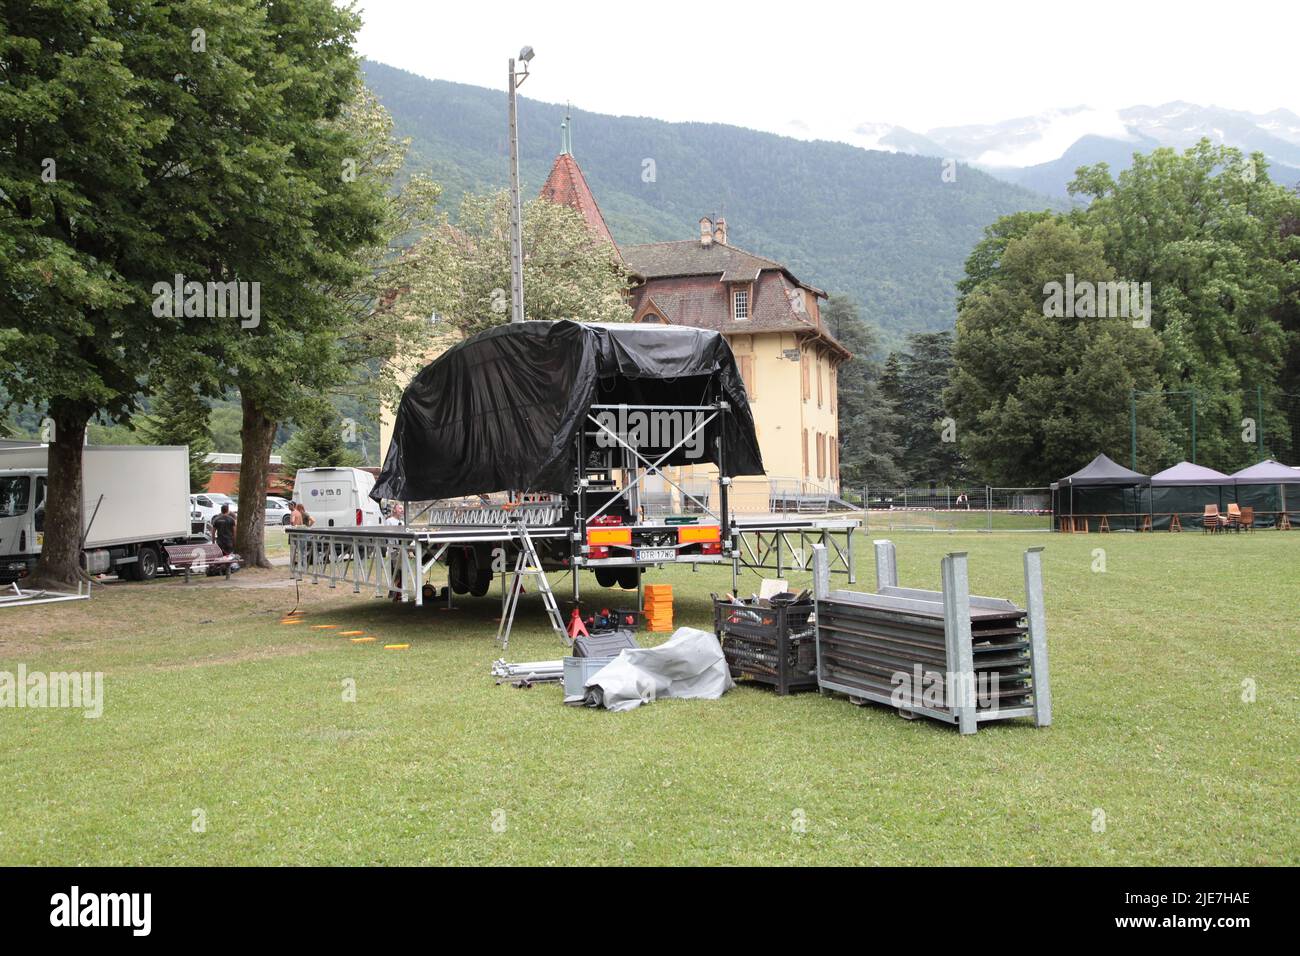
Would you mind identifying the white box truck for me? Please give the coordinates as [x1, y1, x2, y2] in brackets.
[0, 444, 194, 583]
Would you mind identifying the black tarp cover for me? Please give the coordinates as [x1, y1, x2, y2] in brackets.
[372, 320, 765, 502]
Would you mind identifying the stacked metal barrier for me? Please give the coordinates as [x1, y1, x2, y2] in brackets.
[810, 540, 1051, 735]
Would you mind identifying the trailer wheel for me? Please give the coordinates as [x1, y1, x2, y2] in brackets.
[134, 546, 160, 581]
[616, 567, 640, 590]
[594, 569, 617, 588]
[470, 570, 492, 597]
[447, 549, 467, 594]
[448, 548, 478, 595]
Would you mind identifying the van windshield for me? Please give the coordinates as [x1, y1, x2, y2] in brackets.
[0, 476, 31, 517]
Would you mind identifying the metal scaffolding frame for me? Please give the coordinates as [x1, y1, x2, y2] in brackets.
[288, 525, 567, 606]
[730, 518, 858, 591]
[0, 578, 92, 609]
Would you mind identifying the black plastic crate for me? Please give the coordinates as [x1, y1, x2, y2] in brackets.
[713, 599, 818, 695]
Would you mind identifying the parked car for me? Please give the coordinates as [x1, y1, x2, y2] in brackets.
[265, 496, 293, 526]
[190, 493, 237, 537]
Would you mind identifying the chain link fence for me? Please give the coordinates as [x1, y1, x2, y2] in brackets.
[842, 485, 1053, 532]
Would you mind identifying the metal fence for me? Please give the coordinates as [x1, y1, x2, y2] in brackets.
[846, 485, 1053, 532]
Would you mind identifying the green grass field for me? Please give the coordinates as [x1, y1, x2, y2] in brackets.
[864, 509, 1052, 532]
[1, 531, 1296, 865]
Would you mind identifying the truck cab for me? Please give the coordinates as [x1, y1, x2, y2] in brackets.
[0, 469, 47, 583]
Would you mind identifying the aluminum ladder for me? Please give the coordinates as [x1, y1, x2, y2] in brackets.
[495, 521, 568, 652]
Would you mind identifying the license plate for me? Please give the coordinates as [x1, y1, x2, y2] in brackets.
[637, 548, 676, 562]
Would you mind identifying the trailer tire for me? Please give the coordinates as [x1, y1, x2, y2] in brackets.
[447, 550, 467, 594]
[616, 567, 640, 590]
[448, 548, 478, 595]
[134, 546, 160, 581]
[470, 570, 492, 597]
[594, 569, 617, 588]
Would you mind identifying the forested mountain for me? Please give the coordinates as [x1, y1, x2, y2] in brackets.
[362, 60, 1056, 343]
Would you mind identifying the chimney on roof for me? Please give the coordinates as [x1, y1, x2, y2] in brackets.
[713, 218, 727, 246]
[699, 216, 713, 248]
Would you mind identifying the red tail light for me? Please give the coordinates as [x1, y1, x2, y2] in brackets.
[356, 508, 363, 526]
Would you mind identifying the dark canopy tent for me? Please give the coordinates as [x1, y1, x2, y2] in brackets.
[1147, 462, 1232, 531]
[1230, 459, 1300, 529]
[1053, 454, 1150, 531]
[372, 320, 765, 503]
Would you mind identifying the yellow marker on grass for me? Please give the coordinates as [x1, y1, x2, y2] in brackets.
[340, 630, 365, 636]
[351, 637, 376, 644]
[384, 644, 410, 650]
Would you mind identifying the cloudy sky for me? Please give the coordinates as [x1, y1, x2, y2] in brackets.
[353, 0, 1297, 154]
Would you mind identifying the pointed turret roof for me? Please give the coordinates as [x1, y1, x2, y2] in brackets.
[538, 153, 620, 255]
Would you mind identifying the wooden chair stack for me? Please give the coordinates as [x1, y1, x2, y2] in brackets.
[643, 584, 674, 633]
[1202, 504, 1222, 533]
[1226, 503, 1243, 532]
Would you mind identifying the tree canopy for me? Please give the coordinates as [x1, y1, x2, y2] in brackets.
[949, 141, 1300, 483]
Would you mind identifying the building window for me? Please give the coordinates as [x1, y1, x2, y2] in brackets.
[801, 352, 810, 400]
[816, 432, 825, 479]
[816, 354, 823, 408]
[733, 288, 749, 321]
[802, 429, 809, 478]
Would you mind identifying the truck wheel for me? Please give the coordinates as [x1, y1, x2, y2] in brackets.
[281, 515, 291, 525]
[134, 546, 160, 581]
[616, 567, 640, 590]
[594, 569, 616, 588]
[447, 549, 471, 595]
[470, 570, 493, 597]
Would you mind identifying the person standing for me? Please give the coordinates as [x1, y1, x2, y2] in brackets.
[292, 503, 314, 527]
[211, 503, 237, 556]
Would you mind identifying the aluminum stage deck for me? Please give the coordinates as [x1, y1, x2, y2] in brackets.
[286, 514, 858, 607]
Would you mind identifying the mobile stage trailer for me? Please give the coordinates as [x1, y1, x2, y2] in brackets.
[287, 321, 857, 614]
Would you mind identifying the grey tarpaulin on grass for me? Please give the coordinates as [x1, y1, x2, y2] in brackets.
[371, 320, 765, 503]
[572, 627, 735, 712]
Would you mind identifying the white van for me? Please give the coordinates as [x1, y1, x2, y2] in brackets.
[292, 467, 383, 528]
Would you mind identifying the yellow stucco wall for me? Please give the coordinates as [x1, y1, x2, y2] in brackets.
[730, 331, 839, 484]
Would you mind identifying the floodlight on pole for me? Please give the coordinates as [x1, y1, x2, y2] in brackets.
[507, 47, 533, 324]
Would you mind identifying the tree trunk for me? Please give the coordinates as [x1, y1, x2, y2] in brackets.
[27, 405, 91, 591]
[235, 394, 277, 568]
